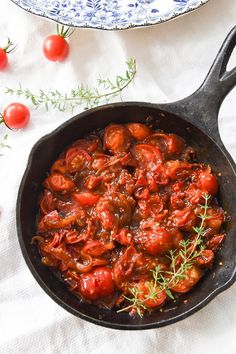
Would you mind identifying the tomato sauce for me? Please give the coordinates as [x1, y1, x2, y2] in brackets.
[34, 123, 226, 316]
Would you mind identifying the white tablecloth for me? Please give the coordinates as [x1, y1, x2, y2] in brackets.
[1, 0, 236, 353]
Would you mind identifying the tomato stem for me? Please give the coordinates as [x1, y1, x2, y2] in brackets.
[56, 24, 75, 38]
[3, 38, 16, 54]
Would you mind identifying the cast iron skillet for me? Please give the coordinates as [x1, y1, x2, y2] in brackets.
[17, 27, 236, 330]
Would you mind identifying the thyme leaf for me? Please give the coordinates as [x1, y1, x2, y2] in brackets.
[5, 58, 136, 112]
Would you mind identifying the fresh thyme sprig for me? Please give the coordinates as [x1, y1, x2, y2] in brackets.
[5, 58, 136, 112]
[117, 261, 162, 317]
[118, 193, 211, 317]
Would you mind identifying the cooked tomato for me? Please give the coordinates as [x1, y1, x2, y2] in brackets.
[197, 170, 218, 196]
[134, 281, 167, 308]
[165, 160, 192, 180]
[206, 234, 225, 251]
[126, 123, 151, 141]
[131, 144, 162, 170]
[73, 192, 100, 207]
[35, 122, 226, 317]
[169, 266, 202, 293]
[168, 208, 196, 231]
[66, 147, 91, 173]
[145, 133, 184, 156]
[79, 267, 114, 300]
[205, 208, 224, 232]
[104, 124, 131, 154]
[196, 249, 214, 268]
[44, 173, 75, 192]
[135, 228, 172, 255]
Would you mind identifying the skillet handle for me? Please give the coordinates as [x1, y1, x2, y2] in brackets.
[159, 26, 236, 144]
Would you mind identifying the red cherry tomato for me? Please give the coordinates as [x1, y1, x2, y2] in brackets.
[164, 160, 192, 180]
[95, 198, 116, 231]
[104, 124, 131, 154]
[131, 144, 162, 170]
[205, 208, 224, 232]
[43, 35, 69, 62]
[0, 39, 15, 70]
[136, 228, 172, 255]
[66, 147, 91, 173]
[198, 171, 218, 196]
[135, 281, 167, 308]
[72, 192, 100, 207]
[126, 123, 151, 141]
[195, 249, 214, 268]
[44, 173, 75, 192]
[79, 267, 115, 300]
[0, 48, 8, 69]
[169, 208, 196, 231]
[206, 233, 225, 252]
[169, 266, 202, 293]
[3, 103, 30, 129]
[145, 133, 184, 156]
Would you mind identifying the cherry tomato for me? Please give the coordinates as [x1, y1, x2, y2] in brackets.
[136, 228, 172, 255]
[43, 34, 69, 62]
[0, 39, 15, 70]
[73, 192, 100, 207]
[44, 173, 75, 192]
[126, 123, 151, 141]
[66, 147, 91, 173]
[185, 184, 205, 204]
[206, 233, 225, 252]
[196, 249, 214, 268]
[167, 134, 185, 155]
[131, 144, 162, 170]
[170, 229, 184, 249]
[79, 267, 115, 300]
[95, 198, 116, 231]
[164, 160, 192, 180]
[169, 208, 196, 231]
[3, 103, 30, 129]
[91, 153, 110, 170]
[205, 208, 224, 231]
[169, 266, 202, 293]
[197, 170, 218, 196]
[0, 48, 8, 69]
[104, 124, 131, 154]
[145, 133, 184, 156]
[135, 281, 167, 308]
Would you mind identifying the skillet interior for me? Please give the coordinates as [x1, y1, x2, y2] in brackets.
[17, 103, 236, 330]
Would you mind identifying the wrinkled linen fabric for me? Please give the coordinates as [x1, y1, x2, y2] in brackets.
[1, 0, 236, 353]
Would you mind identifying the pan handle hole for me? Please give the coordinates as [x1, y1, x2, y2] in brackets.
[226, 46, 236, 72]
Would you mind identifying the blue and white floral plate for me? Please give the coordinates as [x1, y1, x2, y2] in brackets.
[11, 0, 209, 30]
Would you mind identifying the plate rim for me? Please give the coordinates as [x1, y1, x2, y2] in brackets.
[10, 0, 209, 30]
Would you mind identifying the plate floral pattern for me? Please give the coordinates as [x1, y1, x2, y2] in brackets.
[11, 0, 209, 30]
